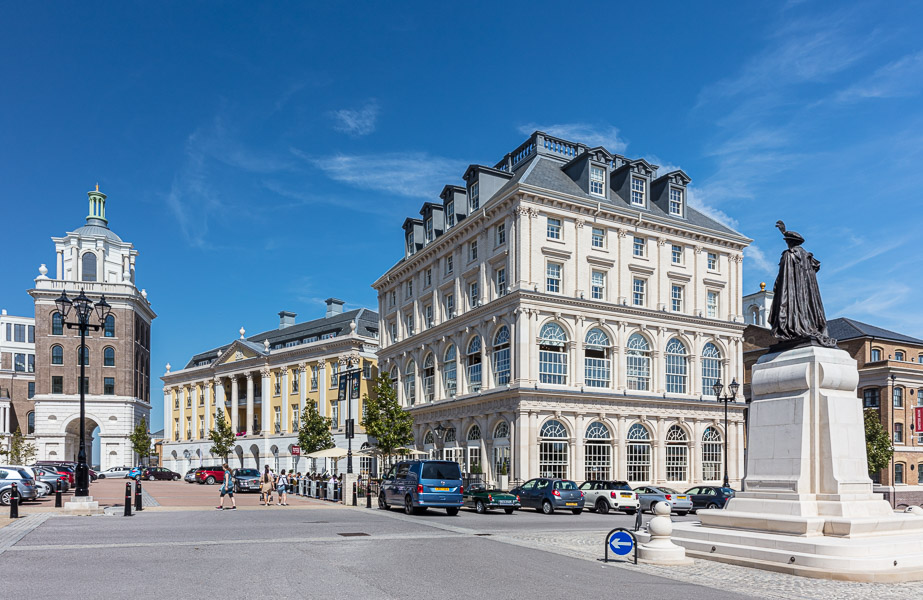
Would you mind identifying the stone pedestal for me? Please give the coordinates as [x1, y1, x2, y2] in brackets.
[341, 472, 358, 505]
[63, 495, 103, 516]
[637, 502, 693, 565]
[673, 346, 923, 582]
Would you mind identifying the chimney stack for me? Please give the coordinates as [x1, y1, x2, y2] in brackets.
[325, 298, 345, 318]
[278, 311, 297, 329]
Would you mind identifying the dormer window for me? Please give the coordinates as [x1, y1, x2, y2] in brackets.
[446, 201, 455, 228]
[406, 232, 414, 255]
[631, 177, 645, 206]
[669, 188, 683, 216]
[589, 165, 606, 197]
[425, 217, 433, 242]
[469, 182, 480, 211]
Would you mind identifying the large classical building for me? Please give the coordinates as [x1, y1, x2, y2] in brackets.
[28, 187, 155, 469]
[373, 131, 751, 489]
[161, 299, 379, 476]
[0, 310, 36, 448]
[742, 285, 923, 502]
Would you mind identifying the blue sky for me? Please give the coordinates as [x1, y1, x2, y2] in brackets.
[2, 2, 922, 432]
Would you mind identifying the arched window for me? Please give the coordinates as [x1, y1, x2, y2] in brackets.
[104, 315, 115, 337]
[702, 343, 722, 395]
[466, 337, 482, 393]
[388, 368, 397, 385]
[584, 421, 612, 481]
[78, 345, 89, 366]
[52, 312, 63, 336]
[27, 411, 35, 434]
[626, 424, 651, 482]
[422, 354, 435, 402]
[493, 421, 510, 477]
[665, 338, 688, 394]
[494, 421, 509, 439]
[627, 334, 651, 391]
[748, 306, 760, 325]
[665, 425, 689, 481]
[81, 252, 97, 282]
[51, 345, 64, 365]
[492, 326, 511, 385]
[104, 346, 115, 367]
[896, 350, 906, 361]
[424, 431, 435, 445]
[702, 427, 723, 481]
[539, 419, 568, 479]
[404, 361, 416, 406]
[443, 345, 457, 397]
[444, 427, 456, 443]
[584, 328, 610, 388]
[539, 323, 567, 384]
[467, 425, 481, 441]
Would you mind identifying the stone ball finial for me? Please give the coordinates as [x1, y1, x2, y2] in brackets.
[239, 327, 246, 339]
[165, 362, 171, 373]
[38, 264, 48, 278]
[263, 339, 270, 352]
[760, 282, 766, 291]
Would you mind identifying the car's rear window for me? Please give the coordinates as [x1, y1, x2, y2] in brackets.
[659, 487, 680, 494]
[17, 469, 31, 479]
[421, 462, 461, 480]
[554, 481, 578, 490]
[613, 482, 631, 491]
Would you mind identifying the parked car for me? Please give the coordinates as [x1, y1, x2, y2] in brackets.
[232, 468, 261, 493]
[462, 482, 521, 514]
[32, 466, 69, 493]
[633, 486, 693, 516]
[39, 464, 76, 486]
[195, 466, 225, 485]
[184, 468, 199, 483]
[4, 466, 46, 496]
[511, 478, 585, 515]
[98, 466, 133, 479]
[685, 486, 736, 512]
[379, 460, 464, 515]
[141, 467, 180, 481]
[579, 480, 640, 515]
[127, 467, 144, 480]
[0, 468, 39, 504]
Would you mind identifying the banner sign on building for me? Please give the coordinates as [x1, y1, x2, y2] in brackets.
[915, 407, 923, 434]
[292, 445, 300, 456]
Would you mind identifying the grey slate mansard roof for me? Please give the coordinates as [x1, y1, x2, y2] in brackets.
[183, 308, 379, 369]
[827, 317, 923, 346]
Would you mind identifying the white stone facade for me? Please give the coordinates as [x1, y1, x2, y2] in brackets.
[374, 131, 750, 489]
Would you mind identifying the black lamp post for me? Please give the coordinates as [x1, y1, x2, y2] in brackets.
[712, 378, 740, 489]
[55, 290, 111, 497]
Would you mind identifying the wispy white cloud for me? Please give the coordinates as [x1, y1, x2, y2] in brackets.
[826, 234, 912, 275]
[835, 51, 923, 102]
[517, 123, 628, 153]
[330, 100, 379, 136]
[744, 244, 775, 274]
[261, 179, 396, 217]
[296, 148, 468, 199]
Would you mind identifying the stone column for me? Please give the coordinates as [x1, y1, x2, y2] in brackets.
[528, 411, 539, 477]
[230, 377, 240, 434]
[260, 368, 271, 436]
[317, 361, 327, 418]
[281, 368, 289, 433]
[204, 381, 212, 432]
[178, 387, 186, 440]
[56, 249, 64, 279]
[162, 388, 171, 441]
[191, 386, 199, 439]
[298, 363, 307, 417]
[214, 378, 224, 429]
[246, 374, 254, 435]
[70, 242, 79, 281]
[509, 413, 518, 482]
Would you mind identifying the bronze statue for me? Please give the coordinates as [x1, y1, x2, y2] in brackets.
[768, 221, 836, 348]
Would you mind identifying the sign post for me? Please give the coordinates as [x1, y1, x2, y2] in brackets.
[339, 368, 362, 475]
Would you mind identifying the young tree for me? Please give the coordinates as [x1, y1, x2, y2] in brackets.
[865, 408, 893, 477]
[1, 428, 36, 465]
[129, 419, 152, 466]
[298, 402, 334, 472]
[361, 374, 413, 467]
[209, 411, 236, 462]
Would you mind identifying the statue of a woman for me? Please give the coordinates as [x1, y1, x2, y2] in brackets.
[768, 221, 836, 348]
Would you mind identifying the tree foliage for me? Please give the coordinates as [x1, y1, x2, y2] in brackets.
[209, 411, 236, 462]
[361, 374, 414, 460]
[1, 428, 36, 465]
[129, 418, 152, 466]
[865, 408, 893, 476]
[298, 402, 335, 455]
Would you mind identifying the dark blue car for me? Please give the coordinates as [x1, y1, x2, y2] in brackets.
[379, 460, 464, 515]
[510, 478, 585, 515]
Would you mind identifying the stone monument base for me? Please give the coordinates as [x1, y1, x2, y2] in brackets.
[63, 495, 103, 516]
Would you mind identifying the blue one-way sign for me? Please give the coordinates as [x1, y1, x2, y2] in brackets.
[608, 530, 634, 556]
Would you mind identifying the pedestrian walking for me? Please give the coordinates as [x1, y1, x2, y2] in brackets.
[216, 464, 236, 510]
[260, 465, 274, 506]
[277, 469, 289, 506]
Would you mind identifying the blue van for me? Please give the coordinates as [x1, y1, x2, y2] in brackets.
[379, 460, 464, 515]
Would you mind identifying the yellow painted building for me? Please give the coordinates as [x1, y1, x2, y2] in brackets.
[161, 299, 379, 474]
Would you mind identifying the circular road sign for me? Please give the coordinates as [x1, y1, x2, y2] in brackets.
[608, 530, 634, 556]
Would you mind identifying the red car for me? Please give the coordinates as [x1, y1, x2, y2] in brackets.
[195, 466, 225, 485]
[39, 464, 76, 486]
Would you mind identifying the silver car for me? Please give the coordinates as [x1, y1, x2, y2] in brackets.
[0, 468, 39, 504]
[633, 485, 693, 516]
[98, 466, 132, 479]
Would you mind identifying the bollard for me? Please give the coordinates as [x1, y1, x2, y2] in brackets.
[135, 480, 143, 512]
[9, 482, 19, 519]
[366, 483, 372, 509]
[123, 482, 133, 517]
[634, 508, 643, 532]
[55, 478, 63, 508]
[352, 482, 357, 507]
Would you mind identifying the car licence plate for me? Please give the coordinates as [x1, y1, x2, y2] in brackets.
[433, 487, 450, 491]
[678, 496, 687, 500]
[620, 493, 632, 498]
[565, 502, 578, 506]
[499, 500, 512, 504]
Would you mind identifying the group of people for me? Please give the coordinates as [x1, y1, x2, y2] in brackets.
[215, 464, 349, 510]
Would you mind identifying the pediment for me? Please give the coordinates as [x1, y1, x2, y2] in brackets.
[217, 339, 266, 365]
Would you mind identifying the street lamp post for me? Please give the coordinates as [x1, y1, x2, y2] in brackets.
[712, 378, 740, 489]
[338, 356, 361, 475]
[55, 290, 112, 498]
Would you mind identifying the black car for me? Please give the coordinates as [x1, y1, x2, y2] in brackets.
[232, 468, 261, 493]
[510, 478, 585, 514]
[684, 486, 736, 511]
[141, 467, 181, 481]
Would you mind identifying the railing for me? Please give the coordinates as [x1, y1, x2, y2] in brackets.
[542, 135, 581, 158]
